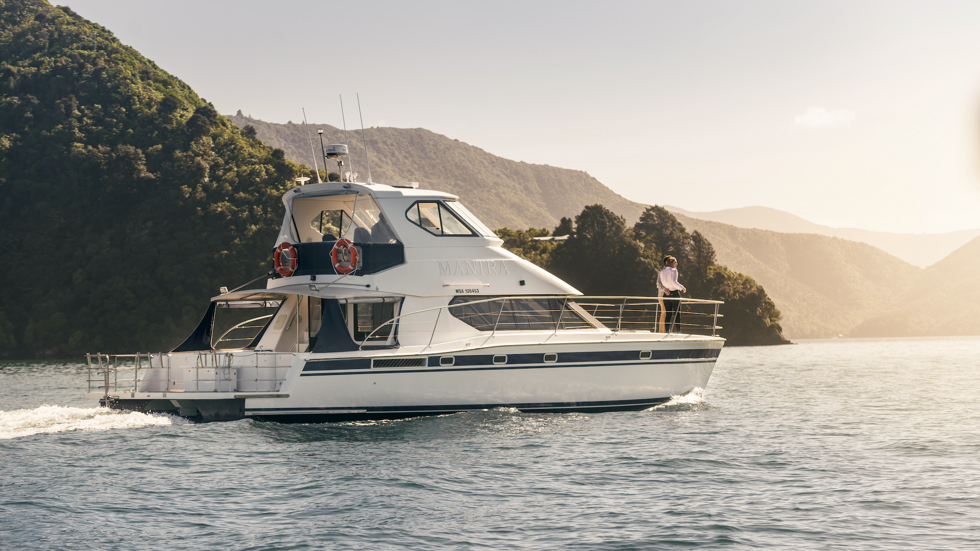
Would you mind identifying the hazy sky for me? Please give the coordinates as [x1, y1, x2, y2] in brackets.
[67, 0, 980, 233]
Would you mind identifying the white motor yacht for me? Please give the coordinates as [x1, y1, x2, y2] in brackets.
[86, 172, 725, 422]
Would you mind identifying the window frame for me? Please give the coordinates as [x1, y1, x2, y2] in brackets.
[405, 200, 479, 237]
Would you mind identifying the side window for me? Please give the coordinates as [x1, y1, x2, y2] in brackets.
[352, 302, 397, 343]
[406, 202, 475, 236]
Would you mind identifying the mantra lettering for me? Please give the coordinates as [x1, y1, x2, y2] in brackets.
[438, 260, 510, 276]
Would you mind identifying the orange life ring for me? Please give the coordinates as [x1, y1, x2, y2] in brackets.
[331, 238, 358, 275]
[273, 242, 299, 277]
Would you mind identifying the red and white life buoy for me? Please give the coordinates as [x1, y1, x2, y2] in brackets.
[273, 242, 299, 277]
[331, 238, 358, 275]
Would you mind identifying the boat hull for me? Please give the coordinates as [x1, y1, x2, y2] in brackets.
[98, 339, 722, 423]
[253, 340, 718, 422]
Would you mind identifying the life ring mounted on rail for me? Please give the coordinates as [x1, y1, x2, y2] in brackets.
[331, 238, 358, 275]
[273, 242, 299, 277]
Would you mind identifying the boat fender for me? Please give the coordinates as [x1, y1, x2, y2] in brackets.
[274, 242, 299, 277]
[331, 238, 358, 275]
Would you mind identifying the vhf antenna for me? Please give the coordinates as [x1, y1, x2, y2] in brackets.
[357, 93, 372, 184]
[339, 94, 353, 182]
[317, 129, 333, 180]
[302, 108, 321, 183]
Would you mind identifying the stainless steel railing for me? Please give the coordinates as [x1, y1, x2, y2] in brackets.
[86, 351, 292, 398]
[359, 295, 723, 351]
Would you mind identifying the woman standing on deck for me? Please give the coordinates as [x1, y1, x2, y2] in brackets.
[659, 255, 686, 332]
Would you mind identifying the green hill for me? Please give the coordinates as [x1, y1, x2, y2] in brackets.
[0, 0, 302, 357]
[228, 113, 646, 230]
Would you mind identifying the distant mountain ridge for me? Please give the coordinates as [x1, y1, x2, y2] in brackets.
[672, 214, 925, 338]
[234, 116, 980, 340]
[229, 113, 646, 230]
[667, 205, 980, 268]
[851, 235, 980, 337]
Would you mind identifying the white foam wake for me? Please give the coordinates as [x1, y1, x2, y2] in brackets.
[0, 405, 189, 440]
[648, 387, 706, 410]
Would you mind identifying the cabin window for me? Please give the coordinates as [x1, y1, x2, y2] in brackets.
[406, 201, 476, 236]
[294, 193, 398, 244]
[447, 201, 496, 237]
[310, 209, 352, 241]
[448, 297, 592, 331]
[351, 301, 397, 343]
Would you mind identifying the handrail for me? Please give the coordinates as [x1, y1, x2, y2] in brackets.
[86, 350, 292, 396]
[359, 294, 724, 350]
[213, 313, 275, 348]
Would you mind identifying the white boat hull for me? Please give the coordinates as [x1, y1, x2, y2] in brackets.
[246, 339, 721, 421]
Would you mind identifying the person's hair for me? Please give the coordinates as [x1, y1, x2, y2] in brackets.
[663, 255, 676, 266]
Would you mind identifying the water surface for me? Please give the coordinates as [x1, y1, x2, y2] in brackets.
[2, 337, 979, 550]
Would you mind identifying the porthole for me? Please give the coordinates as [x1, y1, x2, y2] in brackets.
[440, 356, 455, 366]
[639, 350, 652, 360]
[493, 355, 507, 365]
[543, 353, 558, 363]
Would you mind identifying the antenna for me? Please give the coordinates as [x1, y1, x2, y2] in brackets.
[317, 130, 331, 180]
[339, 94, 354, 182]
[302, 108, 321, 183]
[357, 93, 372, 184]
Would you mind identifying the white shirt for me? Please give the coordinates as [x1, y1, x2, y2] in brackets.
[658, 266, 685, 293]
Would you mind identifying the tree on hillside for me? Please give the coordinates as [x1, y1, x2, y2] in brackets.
[0, 1, 307, 358]
[699, 267, 787, 345]
[553, 217, 573, 237]
[497, 204, 790, 346]
[494, 227, 556, 267]
[688, 230, 716, 290]
[548, 205, 658, 296]
[633, 205, 691, 264]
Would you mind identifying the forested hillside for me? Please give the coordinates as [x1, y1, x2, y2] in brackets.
[228, 113, 646, 229]
[0, 1, 303, 357]
[498, 206, 790, 346]
[673, 214, 928, 338]
[0, 1, 791, 358]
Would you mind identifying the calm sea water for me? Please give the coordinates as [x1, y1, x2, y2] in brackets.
[2, 337, 979, 550]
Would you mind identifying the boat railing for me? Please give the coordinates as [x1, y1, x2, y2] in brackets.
[85, 350, 293, 399]
[359, 295, 723, 351]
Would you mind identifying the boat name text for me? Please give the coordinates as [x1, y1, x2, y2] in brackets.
[438, 260, 509, 277]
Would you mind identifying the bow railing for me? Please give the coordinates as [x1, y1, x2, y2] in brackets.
[359, 295, 723, 350]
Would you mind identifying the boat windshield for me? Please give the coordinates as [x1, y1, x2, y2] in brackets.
[447, 201, 496, 237]
[288, 192, 398, 244]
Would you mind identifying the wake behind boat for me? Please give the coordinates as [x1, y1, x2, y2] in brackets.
[85, 157, 725, 422]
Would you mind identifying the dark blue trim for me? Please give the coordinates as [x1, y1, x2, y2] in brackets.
[274, 241, 405, 277]
[304, 359, 371, 371]
[302, 358, 716, 377]
[306, 348, 720, 375]
[426, 348, 720, 368]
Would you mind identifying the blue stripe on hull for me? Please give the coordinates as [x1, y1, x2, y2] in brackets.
[302, 348, 721, 377]
[245, 396, 678, 423]
[301, 358, 717, 377]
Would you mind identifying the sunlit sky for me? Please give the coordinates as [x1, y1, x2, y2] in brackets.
[67, 0, 980, 233]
